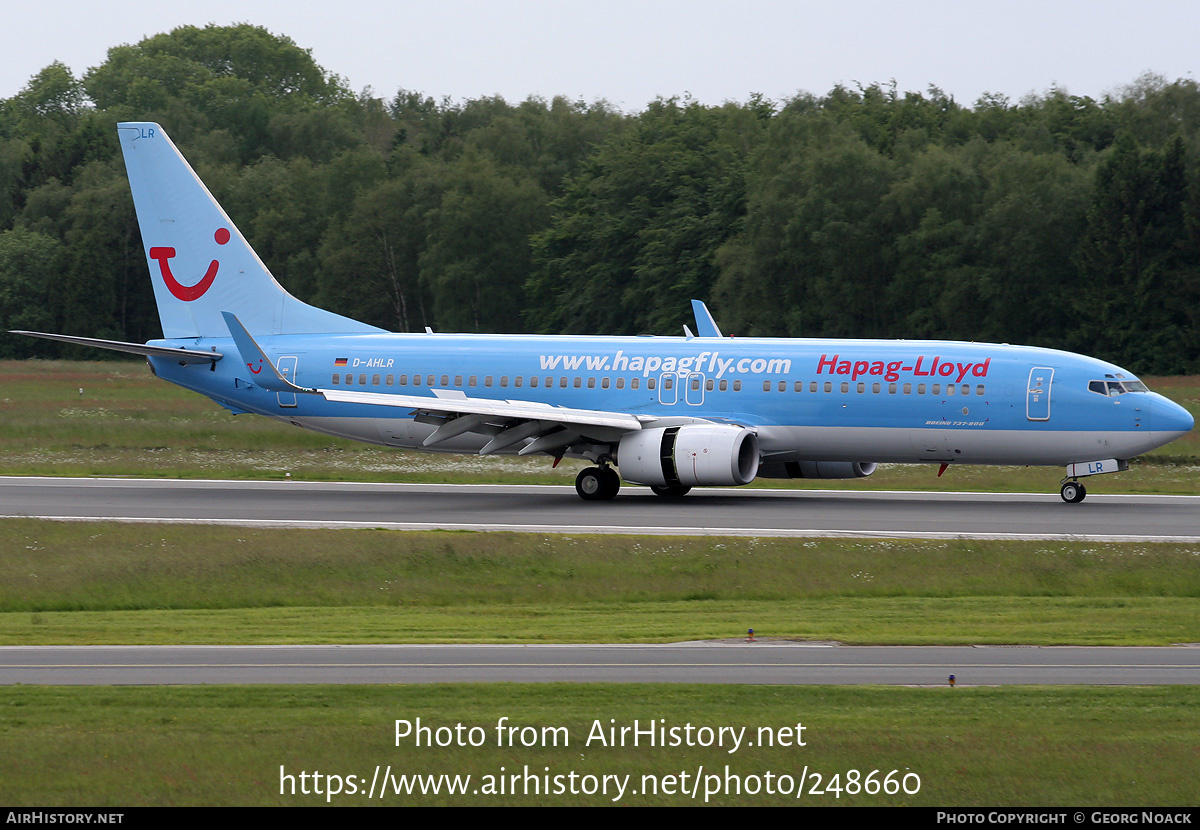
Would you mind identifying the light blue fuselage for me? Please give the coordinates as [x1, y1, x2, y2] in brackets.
[149, 332, 1193, 468]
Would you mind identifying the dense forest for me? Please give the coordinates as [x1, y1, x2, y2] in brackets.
[1, 24, 1198, 373]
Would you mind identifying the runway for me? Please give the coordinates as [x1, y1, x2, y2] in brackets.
[2, 644, 1197, 685]
[1, 476, 1198, 540]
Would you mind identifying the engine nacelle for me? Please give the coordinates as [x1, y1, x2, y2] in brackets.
[617, 425, 759, 487]
[757, 460, 878, 479]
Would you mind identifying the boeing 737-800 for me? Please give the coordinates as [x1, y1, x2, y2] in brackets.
[13, 123, 1195, 502]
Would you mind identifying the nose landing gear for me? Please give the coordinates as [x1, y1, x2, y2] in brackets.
[1060, 480, 1087, 503]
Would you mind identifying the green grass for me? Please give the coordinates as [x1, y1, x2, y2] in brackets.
[3, 521, 1199, 645]
[0, 359, 1196, 492]
[0, 685, 1195, 806]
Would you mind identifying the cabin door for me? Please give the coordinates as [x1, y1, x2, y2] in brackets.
[1026, 367, 1053, 421]
[277, 356, 298, 408]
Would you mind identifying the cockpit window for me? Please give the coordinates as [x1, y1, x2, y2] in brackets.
[1089, 379, 1148, 396]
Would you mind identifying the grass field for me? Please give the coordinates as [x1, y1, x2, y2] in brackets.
[2, 522, 1198, 645]
[0, 359, 1197, 492]
[1, 685, 1196, 806]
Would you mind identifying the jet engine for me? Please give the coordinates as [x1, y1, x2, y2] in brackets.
[757, 461, 878, 479]
[617, 425, 759, 487]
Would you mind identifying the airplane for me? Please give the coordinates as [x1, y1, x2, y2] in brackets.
[11, 122, 1195, 503]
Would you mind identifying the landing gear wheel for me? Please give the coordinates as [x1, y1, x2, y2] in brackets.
[576, 467, 620, 500]
[650, 484, 692, 498]
[600, 467, 621, 499]
[1060, 481, 1087, 503]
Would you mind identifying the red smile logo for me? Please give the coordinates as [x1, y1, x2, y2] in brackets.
[149, 228, 230, 301]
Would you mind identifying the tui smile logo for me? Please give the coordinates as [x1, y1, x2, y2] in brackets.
[149, 228, 230, 301]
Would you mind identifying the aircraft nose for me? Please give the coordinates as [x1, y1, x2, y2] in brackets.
[1153, 394, 1194, 435]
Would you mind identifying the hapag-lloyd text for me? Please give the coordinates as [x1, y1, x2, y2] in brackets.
[818, 354, 992, 383]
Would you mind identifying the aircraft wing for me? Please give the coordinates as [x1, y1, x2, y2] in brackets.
[222, 311, 646, 455]
[320, 387, 646, 454]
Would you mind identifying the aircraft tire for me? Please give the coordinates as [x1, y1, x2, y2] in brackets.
[601, 467, 621, 500]
[650, 484, 692, 498]
[1060, 481, 1087, 503]
[577, 467, 618, 501]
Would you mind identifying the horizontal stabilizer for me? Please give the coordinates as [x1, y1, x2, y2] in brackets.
[9, 331, 222, 363]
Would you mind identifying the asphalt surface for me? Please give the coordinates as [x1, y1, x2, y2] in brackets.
[2, 477, 1199, 540]
[2, 644, 1197, 685]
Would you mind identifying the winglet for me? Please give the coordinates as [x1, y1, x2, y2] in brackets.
[221, 311, 314, 394]
[690, 300, 723, 338]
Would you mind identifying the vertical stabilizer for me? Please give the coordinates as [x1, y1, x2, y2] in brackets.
[117, 122, 382, 339]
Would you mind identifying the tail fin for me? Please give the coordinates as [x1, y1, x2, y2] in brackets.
[117, 122, 382, 339]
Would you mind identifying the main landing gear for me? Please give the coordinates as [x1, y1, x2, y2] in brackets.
[650, 485, 692, 498]
[576, 465, 621, 501]
[1060, 480, 1087, 503]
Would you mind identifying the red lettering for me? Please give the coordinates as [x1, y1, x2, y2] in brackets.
[851, 361, 869, 380]
[817, 354, 838, 374]
[972, 358, 991, 378]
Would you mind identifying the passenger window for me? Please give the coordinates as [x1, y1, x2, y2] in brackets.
[902, 382, 911, 394]
[719, 380, 728, 391]
[372, 373, 380, 385]
[917, 383, 925, 394]
[386, 374, 394, 386]
[513, 376, 521, 388]
[872, 382, 880, 394]
[824, 382, 832, 393]
[976, 384, 985, 396]
[332, 374, 340, 385]
[498, 376, 507, 388]
[840, 382, 849, 393]
[632, 378, 640, 390]
[932, 384, 939, 395]
[810, 382, 817, 393]
[961, 384, 969, 396]
[779, 381, 787, 392]
[733, 380, 741, 391]
[455, 375, 463, 387]
[664, 377, 673, 390]
[794, 381, 803, 392]
[857, 382, 865, 393]
[947, 384, 956, 396]
[530, 377, 539, 388]
[647, 378, 656, 390]
[427, 375, 435, 386]
[399, 375, 407, 386]
[763, 380, 771, 392]
[560, 377, 568, 388]
[602, 378, 610, 389]
[345, 374, 353, 385]
[616, 378, 625, 389]
[706, 379, 714, 391]
[695, 378, 704, 392]
[413, 375, 421, 386]
[359, 374, 367, 385]
[888, 383, 897, 394]
[587, 377, 595, 389]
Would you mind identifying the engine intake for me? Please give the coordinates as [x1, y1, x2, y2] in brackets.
[618, 425, 759, 487]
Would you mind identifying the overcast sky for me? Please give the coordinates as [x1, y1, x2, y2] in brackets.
[5, 1, 1198, 110]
